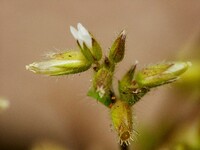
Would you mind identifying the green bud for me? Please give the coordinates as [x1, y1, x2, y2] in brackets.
[119, 63, 150, 105]
[135, 61, 192, 88]
[93, 67, 113, 95]
[111, 100, 133, 145]
[87, 64, 114, 107]
[109, 30, 126, 63]
[26, 50, 92, 76]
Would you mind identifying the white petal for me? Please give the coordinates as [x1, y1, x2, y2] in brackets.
[164, 63, 186, 74]
[77, 23, 90, 36]
[77, 23, 92, 48]
[81, 35, 92, 48]
[70, 26, 79, 40]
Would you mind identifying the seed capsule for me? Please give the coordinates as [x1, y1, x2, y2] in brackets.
[111, 100, 134, 145]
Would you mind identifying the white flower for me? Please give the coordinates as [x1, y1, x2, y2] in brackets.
[70, 23, 92, 49]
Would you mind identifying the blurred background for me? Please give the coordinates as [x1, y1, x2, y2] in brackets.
[0, 0, 200, 150]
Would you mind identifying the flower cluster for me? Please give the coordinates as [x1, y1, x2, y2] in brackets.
[26, 23, 191, 146]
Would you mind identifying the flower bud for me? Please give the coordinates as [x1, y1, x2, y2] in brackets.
[109, 30, 126, 63]
[111, 100, 134, 145]
[70, 23, 102, 62]
[135, 61, 192, 88]
[26, 50, 92, 76]
[118, 62, 150, 105]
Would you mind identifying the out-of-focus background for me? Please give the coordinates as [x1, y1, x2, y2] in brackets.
[0, 1, 200, 150]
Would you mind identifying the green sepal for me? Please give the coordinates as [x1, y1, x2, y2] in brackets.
[120, 64, 136, 84]
[78, 41, 95, 63]
[91, 37, 102, 61]
[77, 34, 102, 62]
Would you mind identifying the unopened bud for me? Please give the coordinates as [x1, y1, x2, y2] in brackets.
[135, 61, 192, 88]
[109, 30, 126, 63]
[87, 65, 114, 107]
[26, 50, 92, 76]
[119, 63, 145, 105]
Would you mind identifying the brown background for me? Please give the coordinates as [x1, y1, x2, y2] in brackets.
[0, 0, 200, 150]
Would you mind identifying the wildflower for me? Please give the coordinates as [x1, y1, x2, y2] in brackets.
[70, 23, 102, 62]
